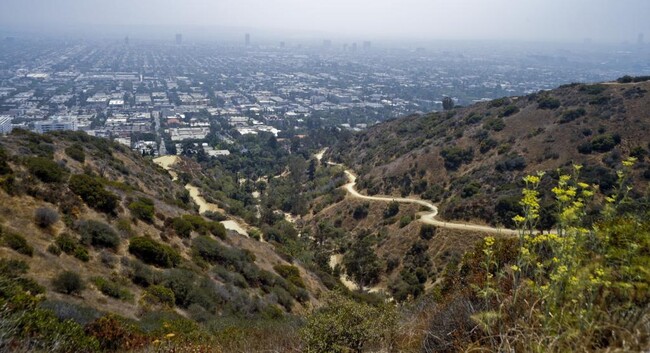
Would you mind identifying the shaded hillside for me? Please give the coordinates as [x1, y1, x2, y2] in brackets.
[329, 79, 650, 228]
[0, 129, 328, 352]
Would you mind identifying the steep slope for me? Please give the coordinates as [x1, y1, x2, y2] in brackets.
[0, 129, 328, 351]
[329, 79, 650, 229]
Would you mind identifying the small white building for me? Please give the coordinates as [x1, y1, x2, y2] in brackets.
[34, 116, 78, 133]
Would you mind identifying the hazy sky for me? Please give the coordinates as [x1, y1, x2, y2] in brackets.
[1, 0, 649, 42]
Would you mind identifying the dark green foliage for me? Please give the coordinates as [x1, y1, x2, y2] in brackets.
[128, 197, 155, 223]
[143, 285, 175, 307]
[52, 270, 85, 295]
[78, 220, 119, 250]
[399, 215, 412, 228]
[1, 229, 33, 256]
[25, 156, 67, 183]
[499, 105, 519, 117]
[172, 217, 193, 238]
[64, 143, 85, 163]
[440, 146, 474, 171]
[419, 224, 437, 240]
[589, 96, 610, 105]
[128, 236, 181, 268]
[301, 294, 396, 353]
[495, 154, 527, 172]
[442, 97, 454, 110]
[91, 276, 133, 301]
[537, 97, 561, 109]
[484, 117, 506, 131]
[489, 97, 509, 108]
[559, 108, 586, 123]
[0, 145, 12, 175]
[0, 258, 29, 277]
[616, 75, 650, 83]
[68, 174, 119, 215]
[55, 233, 78, 254]
[343, 232, 382, 289]
[580, 84, 607, 95]
[170, 214, 226, 239]
[192, 236, 255, 270]
[479, 138, 498, 153]
[383, 201, 399, 219]
[273, 264, 305, 288]
[47, 244, 62, 255]
[352, 203, 369, 220]
[34, 207, 59, 228]
[579, 134, 620, 154]
[461, 181, 481, 198]
[74, 246, 90, 262]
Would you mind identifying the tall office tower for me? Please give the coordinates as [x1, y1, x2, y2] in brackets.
[245, 33, 250, 46]
[351, 42, 357, 52]
[280, 41, 285, 48]
[323, 39, 332, 49]
[175, 33, 182, 45]
[363, 41, 371, 50]
[638, 33, 645, 46]
[124, 36, 129, 45]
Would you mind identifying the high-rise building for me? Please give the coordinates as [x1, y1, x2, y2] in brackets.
[245, 33, 250, 46]
[124, 36, 129, 45]
[323, 39, 332, 49]
[280, 41, 285, 48]
[175, 33, 183, 45]
[363, 41, 372, 50]
[638, 33, 645, 45]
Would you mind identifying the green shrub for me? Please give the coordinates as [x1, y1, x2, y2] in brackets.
[68, 174, 119, 215]
[484, 117, 506, 131]
[301, 293, 396, 353]
[559, 108, 586, 123]
[52, 270, 85, 295]
[64, 143, 85, 163]
[2, 231, 33, 256]
[128, 236, 181, 268]
[537, 97, 561, 109]
[91, 276, 133, 301]
[440, 146, 474, 171]
[0, 146, 12, 175]
[499, 105, 519, 117]
[399, 215, 412, 228]
[78, 220, 119, 250]
[25, 157, 67, 183]
[171, 217, 193, 238]
[419, 224, 437, 240]
[128, 197, 155, 223]
[55, 233, 78, 254]
[273, 264, 305, 288]
[74, 246, 90, 262]
[383, 201, 399, 219]
[143, 285, 176, 307]
[47, 243, 62, 255]
[191, 236, 254, 269]
[35, 207, 60, 228]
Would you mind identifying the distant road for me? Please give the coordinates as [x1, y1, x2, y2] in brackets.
[337, 166, 520, 236]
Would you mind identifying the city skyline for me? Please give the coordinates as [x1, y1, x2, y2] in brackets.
[1, 0, 649, 43]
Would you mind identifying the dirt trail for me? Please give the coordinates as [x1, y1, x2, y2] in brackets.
[340, 168, 520, 236]
[153, 156, 249, 236]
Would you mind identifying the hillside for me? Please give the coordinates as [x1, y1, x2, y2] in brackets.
[329, 80, 650, 229]
[0, 129, 329, 352]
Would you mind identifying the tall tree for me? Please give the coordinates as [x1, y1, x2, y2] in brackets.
[343, 232, 382, 290]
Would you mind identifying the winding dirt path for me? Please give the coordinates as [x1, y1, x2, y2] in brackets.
[340, 168, 519, 236]
[153, 156, 249, 236]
